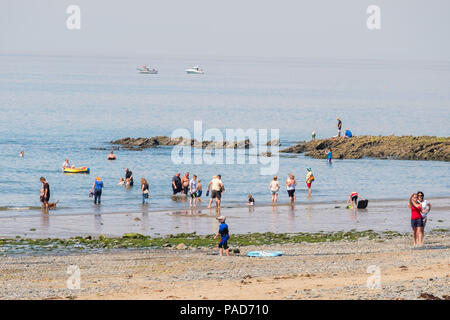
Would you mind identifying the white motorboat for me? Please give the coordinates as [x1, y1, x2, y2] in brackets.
[137, 66, 158, 74]
[185, 66, 204, 74]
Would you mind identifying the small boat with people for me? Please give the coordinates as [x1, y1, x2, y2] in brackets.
[63, 166, 90, 174]
[185, 66, 204, 74]
[137, 65, 158, 74]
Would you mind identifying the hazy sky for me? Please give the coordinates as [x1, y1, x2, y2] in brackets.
[1, 0, 449, 61]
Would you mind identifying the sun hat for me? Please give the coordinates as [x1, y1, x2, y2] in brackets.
[216, 215, 226, 221]
[306, 167, 311, 171]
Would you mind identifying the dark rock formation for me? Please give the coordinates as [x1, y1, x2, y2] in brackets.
[111, 136, 252, 150]
[281, 135, 450, 161]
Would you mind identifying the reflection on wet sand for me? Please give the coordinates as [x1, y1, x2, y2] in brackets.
[305, 204, 312, 221]
[40, 212, 49, 229]
[1, 198, 448, 239]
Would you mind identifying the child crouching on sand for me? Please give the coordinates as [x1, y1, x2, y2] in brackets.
[214, 216, 230, 256]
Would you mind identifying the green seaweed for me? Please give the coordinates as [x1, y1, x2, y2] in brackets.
[0, 229, 447, 255]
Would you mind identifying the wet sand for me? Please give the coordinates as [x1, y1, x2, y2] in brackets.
[0, 198, 448, 239]
[0, 235, 449, 300]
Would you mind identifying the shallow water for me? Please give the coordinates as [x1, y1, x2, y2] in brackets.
[0, 54, 449, 217]
[0, 198, 448, 239]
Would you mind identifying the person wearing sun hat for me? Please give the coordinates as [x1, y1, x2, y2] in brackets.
[305, 167, 315, 197]
[214, 216, 230, 256]
[91, 176, 104, 205]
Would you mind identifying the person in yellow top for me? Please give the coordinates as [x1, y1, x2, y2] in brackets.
[305, 167, 314, 197]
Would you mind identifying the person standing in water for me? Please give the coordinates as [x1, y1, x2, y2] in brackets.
[305, 167, 314, 197]
[207, 175, 224, 209]
[270, 176, 281, 203]
[286, 173, 297, 204]
[125, 168, 133, 186]
[141, 178, 149, 204]
[409, 193, 424, 246]
[181, 172, 190, 196]
[312, 130, 316, 140]
[172, 172, 182, 195]
[337, 117, 342, 137]
[326, 148, 332, 163]
[19, 151, 24, 158]
[189, 174, 198, 207]
[196, 178, 203, 202]
[40, 177, 50, 210]
[91, 177, 104, 205]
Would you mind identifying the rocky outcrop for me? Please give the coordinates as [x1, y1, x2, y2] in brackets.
[111, 136, 252, 150]
[281, 135, 450, 161]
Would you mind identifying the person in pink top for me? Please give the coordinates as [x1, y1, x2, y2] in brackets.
[409, 193, 424, 246]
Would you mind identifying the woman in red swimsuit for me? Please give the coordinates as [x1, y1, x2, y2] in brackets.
[409, 193, 424, 246]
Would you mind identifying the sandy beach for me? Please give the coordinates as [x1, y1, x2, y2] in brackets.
[1, 233, 448, 300]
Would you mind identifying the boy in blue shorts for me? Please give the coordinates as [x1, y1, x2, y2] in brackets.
[214, 216, 230, 256]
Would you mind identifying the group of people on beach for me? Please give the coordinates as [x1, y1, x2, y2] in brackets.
[268, 168, 315, 205]
[172, 172, 227, 209]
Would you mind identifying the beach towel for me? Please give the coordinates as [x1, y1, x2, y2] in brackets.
[247, 251, 283, 257]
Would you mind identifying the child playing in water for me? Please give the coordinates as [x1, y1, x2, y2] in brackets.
[247, 194, 255, 206]
[214, 216, 230, 256]
[118, 178, 125, 185]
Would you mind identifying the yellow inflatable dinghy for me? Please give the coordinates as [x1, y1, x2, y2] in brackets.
[63, 166, 90, 174]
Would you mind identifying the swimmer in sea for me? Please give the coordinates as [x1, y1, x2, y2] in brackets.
[107, 150, 116, 160]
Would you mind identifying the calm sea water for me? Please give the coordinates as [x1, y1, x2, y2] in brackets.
[0, 54, 449, 216]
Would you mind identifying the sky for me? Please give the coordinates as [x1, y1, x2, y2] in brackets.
[0, 0, 449, 61]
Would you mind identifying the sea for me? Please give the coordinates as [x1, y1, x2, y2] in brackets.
[0, 54, 449, 218]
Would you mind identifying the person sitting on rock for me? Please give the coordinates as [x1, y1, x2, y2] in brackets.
[344, 129, 353, 139]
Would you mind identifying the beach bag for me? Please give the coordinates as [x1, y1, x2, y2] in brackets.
[357, 200, 368, 209]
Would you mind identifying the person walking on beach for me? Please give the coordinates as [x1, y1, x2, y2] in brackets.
[181, 172, 190, 196]
[305, 167, 314, 197]
[417, 191, 431, 228]
[337, 117, 342, 137]
[40, 177, 50, 210]
[214, 215, 230, 256]
[207, 175, 224, 209]
[172, 173, 182, 195]
[91, 177, 104, 205]
[189, 174, 198, 207]
[270, 176, 281, 203]
[409, 193, 424, 246]
[286, 174, 297, 204]
[125, 168, 133, 186]
[141, 178, 149, 204]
